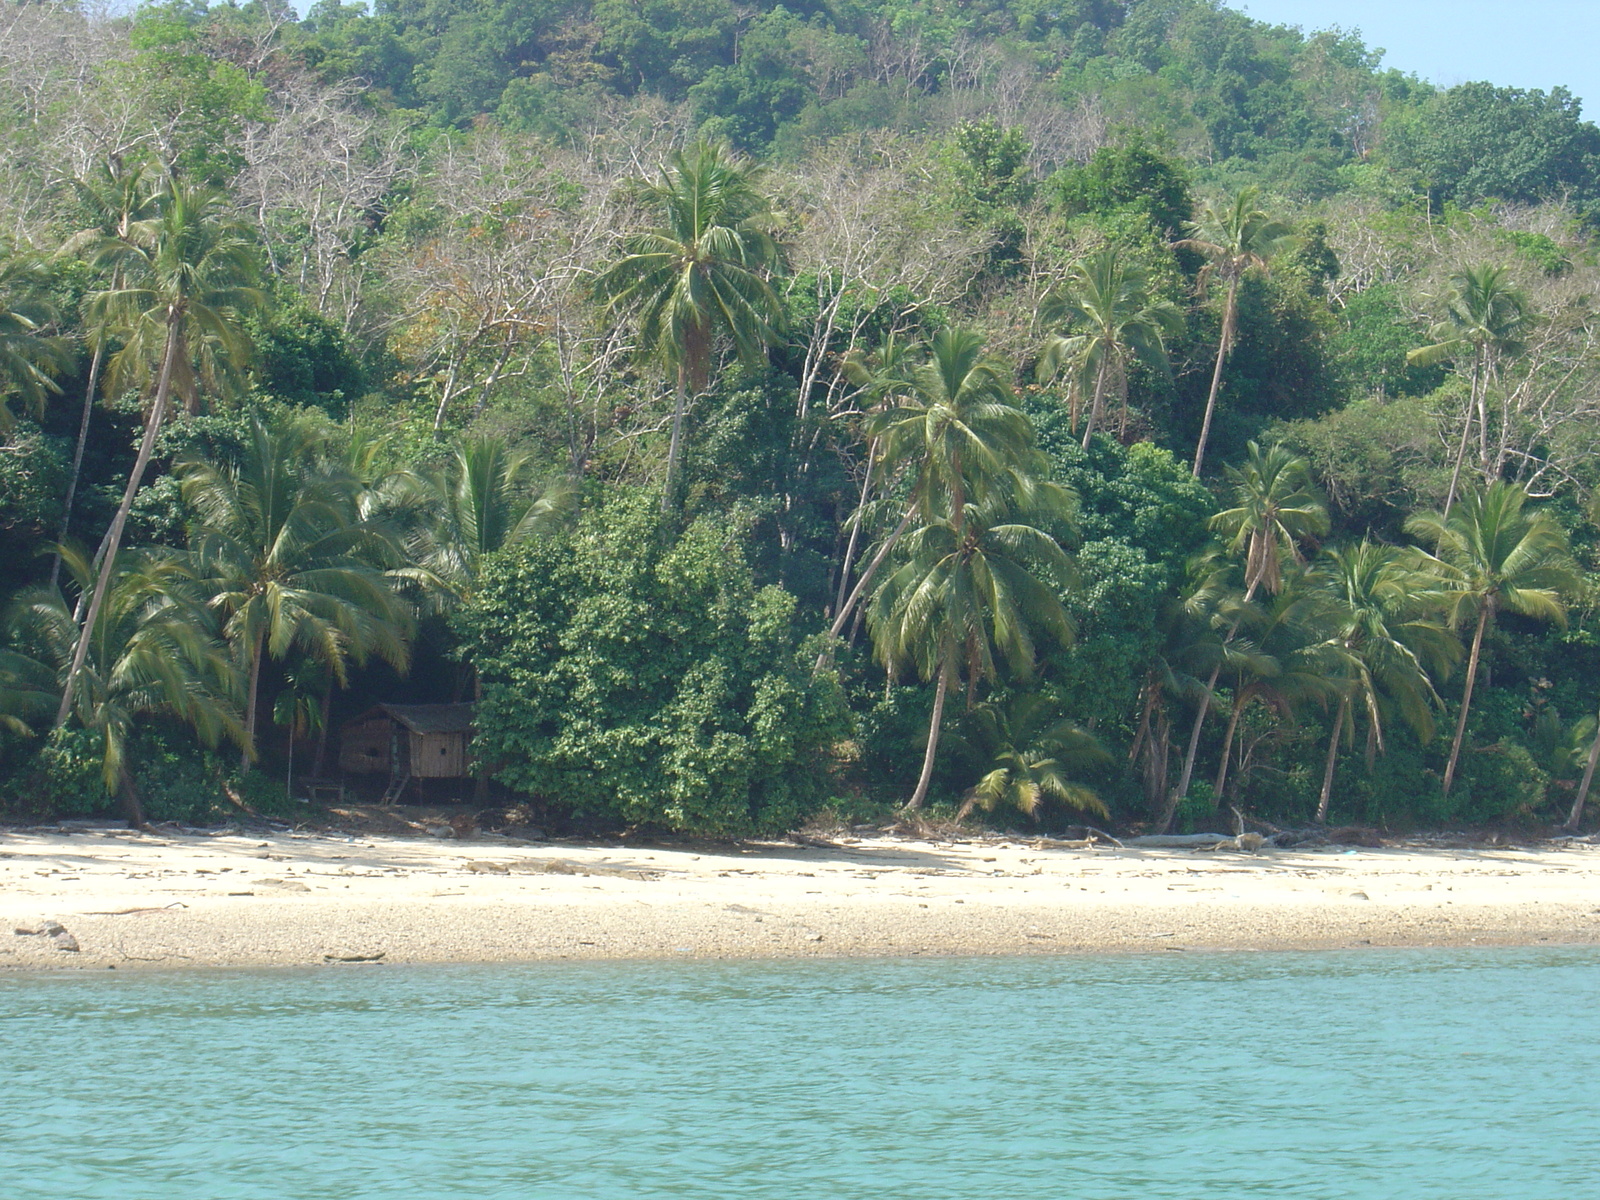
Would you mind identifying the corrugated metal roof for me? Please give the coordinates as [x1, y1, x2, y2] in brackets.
[346, 703, 476, 735]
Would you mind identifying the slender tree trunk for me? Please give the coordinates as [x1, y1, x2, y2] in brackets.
[814, 504, 916, 672]
[432, 357, 460, 437]
[1162, 580, 1262, 831]
[1212, 692, 1248, 806]
[1564, 706, 1600, 831]
[242, 624, 267, 771]
[1442, 604, 1492, 798]
[904, 662, 950, 811]
[1160, 657, 1223, 833]
[1316, 696, 1349, 823]
[1192, 276, 1238, 477]
[1081, 349, 1111, 449]
[661, 365, 689, 514]
[1443, 353, 1482, 517]
[117, 762, 146, 830]
[49, 338, 106, 590]
[832, 441, 878, 618]
[56, 323, 181, 728]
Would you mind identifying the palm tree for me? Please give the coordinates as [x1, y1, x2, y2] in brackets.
[55, 179, 265, 727]
[1208, 575, 1343, 807]
[1177, 188, 1295, 477]
[408, 434, 571, 598]
[596, 140, 785, 511]
[50, 163, 159, 587]
[1036, 245, 1182, 446]
[0, 248, 68, 434]
[1406, 482, 1579, 798]
[1406, 265, 1530, 515]
[1165, 443, 1328, 827]
[829, 326, 1036, 645]
[1308, 542, 1460, 822]
[177, 411, 413, 766]
[868, 481, 1078, 810]
[953, 692, 1110, 822]
[1, 546, 245, 826]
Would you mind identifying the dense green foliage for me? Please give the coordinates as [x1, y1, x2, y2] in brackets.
[3, 0, 1600, 836]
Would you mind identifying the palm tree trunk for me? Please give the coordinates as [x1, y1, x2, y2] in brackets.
[118, 762, 146, 830]
[242, 625, 266, 771]
[833, 441, 878, 618]
[661, 366, 689, 514]
[1212, 692, 1248, 806]
[48, 337, 106, 591]
[905, 662, 950, 811]
[1564, 706, 1600, 831]
[1161, 658, 1222, 832]
[1191, 276, 1238, 478]
[1316, 696, 1349, 823]
[815, 504, 916, 671]
[1442, 604, 1491, 798]
[1081, 350, 1111, 449]
[1443, 351, 1483, 517]
[56, 322, 181, 728]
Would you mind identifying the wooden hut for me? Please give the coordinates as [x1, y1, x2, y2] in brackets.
[339, 704, 476, 801]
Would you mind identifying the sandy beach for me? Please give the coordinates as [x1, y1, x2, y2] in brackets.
[3, 824, 1599, 970]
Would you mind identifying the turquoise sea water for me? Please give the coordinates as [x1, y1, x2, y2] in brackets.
[2, 948, 1597, 1199]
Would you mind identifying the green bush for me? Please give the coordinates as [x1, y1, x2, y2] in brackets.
[456, 490, 849, 837]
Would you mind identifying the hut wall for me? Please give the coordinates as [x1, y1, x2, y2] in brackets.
[410, 731, 468, 778]
[340, 719, 393, 774]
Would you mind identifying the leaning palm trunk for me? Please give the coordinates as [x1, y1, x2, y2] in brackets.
[1080, 352, 1111, 449]
[1316, 696, 1350, 823]
[905, 661, 951, 811]
[1442, 349, 1484, 517]
[1564, 708, 1600, 831]
[814, 505, 916, 672]
[49, 338, 107, 590]
[1212, 691, 1249, 805]
[1441, 605, 1492, 798]
[1192, 277, 1239, 477]
[117, 762, 146, 829]
[56, 323, 181, 727]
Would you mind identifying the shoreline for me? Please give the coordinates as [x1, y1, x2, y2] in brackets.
[3, 826, 1599, 972]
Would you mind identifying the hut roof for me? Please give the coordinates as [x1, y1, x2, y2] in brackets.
[346, 703, 476, 735]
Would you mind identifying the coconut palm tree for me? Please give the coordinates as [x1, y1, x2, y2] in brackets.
[1405, 265, 1531, 515]
[1407, 482, 1579, 798]
[0, 248, 68, 434]
[1035, 245, 1182, 446]
[177, 411, 414, 766]
[1208, 574, 1344, 807]
[953, 692, 1110, 822]
[828, 326, 1036, 645]
[1, 546, 245, 826]
[868, 481, 1078, 810]
[49, 162, 159, 587]
[407, 433, 572, 598]
[55, 179, 265, 727]
[596, 140, 785, 511]
[1165, 443, 1328, 827]
[1177, 188, 1295, 477]
[1308, 541, 1460, 822]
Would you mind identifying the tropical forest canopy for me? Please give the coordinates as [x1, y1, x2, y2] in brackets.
[3, 0, 1600, 836]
